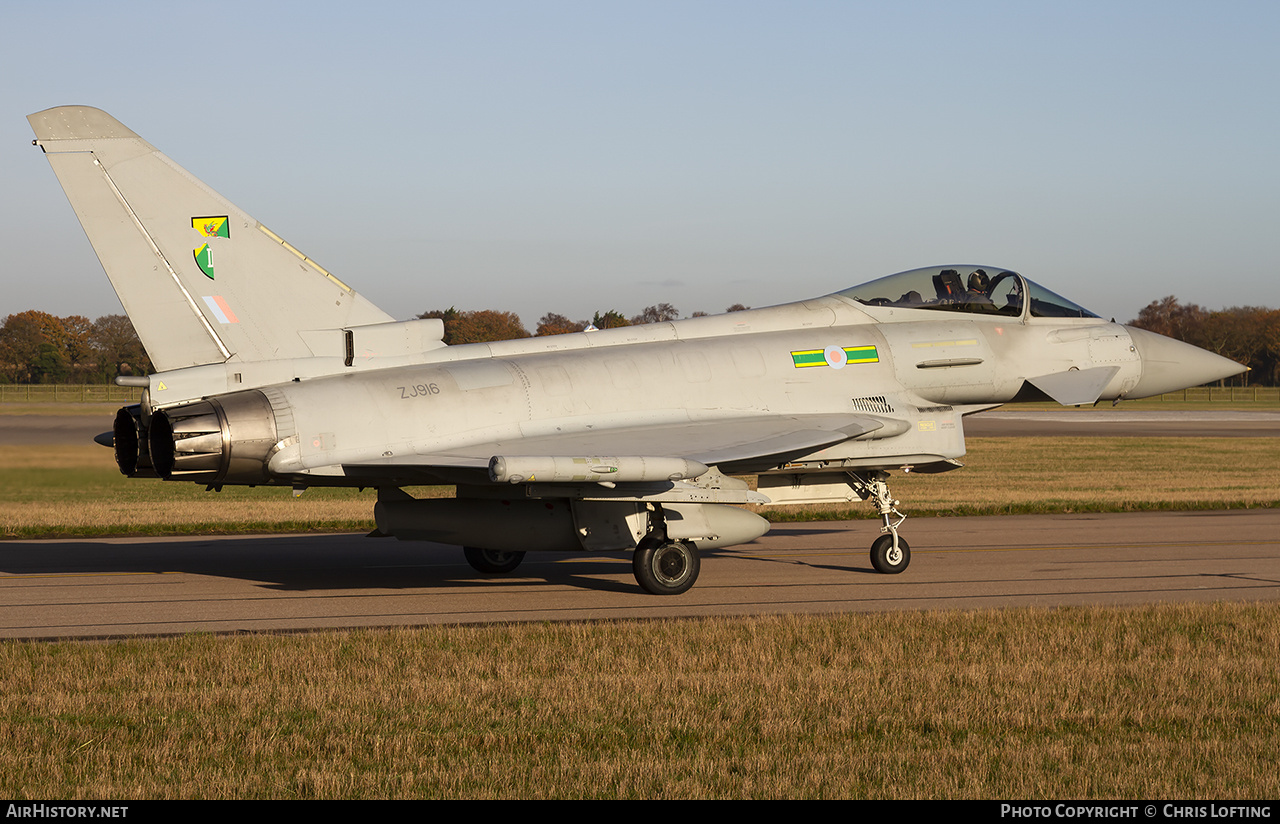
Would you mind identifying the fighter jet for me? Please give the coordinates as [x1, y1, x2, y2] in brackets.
[28, 106, 1247, 595]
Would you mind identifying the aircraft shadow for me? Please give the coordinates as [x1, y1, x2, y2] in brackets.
[0, 534, 647, 594]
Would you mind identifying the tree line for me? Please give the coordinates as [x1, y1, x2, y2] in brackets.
[0, 303, 748, 384]
[4, 298, 1275, 385]
[416, 303, 751, 345]
[0, 311, 150, 384]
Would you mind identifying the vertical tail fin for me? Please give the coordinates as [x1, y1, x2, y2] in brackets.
[28, 106, 393, 373]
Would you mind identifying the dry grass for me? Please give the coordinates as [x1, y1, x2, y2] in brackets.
[761, 437, 1280, 521]
[0, 445, 437, 538]
[1, 603, 1277, 799]
[3, 438, 1277, 538]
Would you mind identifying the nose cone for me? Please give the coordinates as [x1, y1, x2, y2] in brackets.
[1126, 326, 1248, 398]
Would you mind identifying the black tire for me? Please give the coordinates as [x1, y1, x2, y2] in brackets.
[463, 547, 526, 574]
[870, 534, 910, 574]
[633, 541, 700, 595]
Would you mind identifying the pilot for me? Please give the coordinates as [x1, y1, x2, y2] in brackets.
[966, 269, 994, 307]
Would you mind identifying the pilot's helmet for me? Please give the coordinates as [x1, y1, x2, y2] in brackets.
[968, 269, 990, 293]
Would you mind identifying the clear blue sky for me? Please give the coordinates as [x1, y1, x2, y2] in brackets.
[3, 1, 1277, 328]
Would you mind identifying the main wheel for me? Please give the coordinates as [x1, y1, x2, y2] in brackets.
[870, 534, 910, 574]
[633, 541, 700, 595]
[463, 547, 526, 574]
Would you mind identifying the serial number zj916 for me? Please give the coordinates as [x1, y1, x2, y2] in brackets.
[398, 383, 441, 399]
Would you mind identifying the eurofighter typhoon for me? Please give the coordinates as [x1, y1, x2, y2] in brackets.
[28, 106, 1246, 594]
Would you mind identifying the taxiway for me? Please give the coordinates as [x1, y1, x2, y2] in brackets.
[3, 509, 1277, 639]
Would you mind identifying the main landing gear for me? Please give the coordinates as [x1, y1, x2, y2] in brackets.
[633, 539, 700, 596]
[849, 471, 911, 575]
[462, 540, 701, 595]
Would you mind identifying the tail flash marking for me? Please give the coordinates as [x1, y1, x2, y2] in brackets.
[202, 296, 239, 324]
[193, 216, 228, 279]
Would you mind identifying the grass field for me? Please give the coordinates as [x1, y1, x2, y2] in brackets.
[3, 437, 1277, 538]
[2, 604, 1277, 799]
[0, 443, 385, 538]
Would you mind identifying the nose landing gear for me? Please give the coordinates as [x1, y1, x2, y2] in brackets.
[849, 471, 911, 574]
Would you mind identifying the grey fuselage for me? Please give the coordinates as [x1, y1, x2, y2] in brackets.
[141, 280, 1166, 491]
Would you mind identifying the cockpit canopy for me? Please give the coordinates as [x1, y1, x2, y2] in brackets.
[837, 265, 1099, 319]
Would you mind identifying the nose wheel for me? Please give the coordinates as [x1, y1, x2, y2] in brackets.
[870, 534, 910, 574]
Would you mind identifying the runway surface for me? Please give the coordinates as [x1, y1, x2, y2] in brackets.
[3, 509, 1278, 639]
[0, 409, 117, 446]
[3, 406, 1277, 638]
